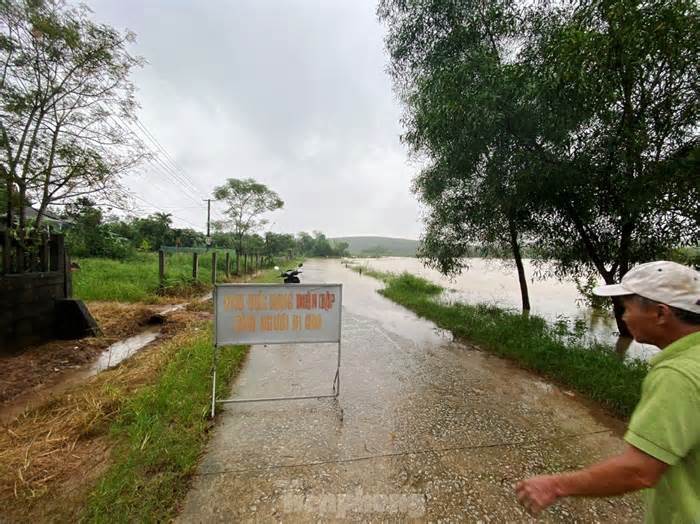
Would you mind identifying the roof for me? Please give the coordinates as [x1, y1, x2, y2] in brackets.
[21, 207, 74, 226]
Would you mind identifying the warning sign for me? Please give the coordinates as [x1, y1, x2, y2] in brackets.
[214, 283, 342, 346]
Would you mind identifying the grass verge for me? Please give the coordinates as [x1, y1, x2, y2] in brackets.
[0, 312, 216, 522]
[78, 261, 303, 521]
[73, 252, 283, 302]
[362, 271, 647, 418]
[1, 262, 304, 522]
[81, 327, 246, 522]
[346, 262, 393, 282]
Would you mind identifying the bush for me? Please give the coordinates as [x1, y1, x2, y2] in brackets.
[66, 224, 135, 260]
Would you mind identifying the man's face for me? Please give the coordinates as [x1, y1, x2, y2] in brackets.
[621, 296, 662, 345]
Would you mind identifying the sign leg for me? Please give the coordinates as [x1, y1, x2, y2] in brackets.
[332, 341, 341, 396]
[211, 345, 218, 418]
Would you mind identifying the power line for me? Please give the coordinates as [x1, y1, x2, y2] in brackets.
[130, 193, 203, 230]
[132, 117, 208, 197]
[127, 72, 212, 198]
[144, 154, 204, 206]
[100, 108, 216, 227]
[104, 112, 206, 207]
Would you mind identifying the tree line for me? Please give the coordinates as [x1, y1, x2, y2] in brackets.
[62, 198, 349, 260]
[379, 0, 700, 335]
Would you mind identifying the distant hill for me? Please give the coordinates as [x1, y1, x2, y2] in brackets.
[332, 236, 418, 257]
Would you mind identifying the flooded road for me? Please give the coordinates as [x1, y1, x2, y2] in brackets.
[352, 257, 658, 361]
[178, 259, 642, 522]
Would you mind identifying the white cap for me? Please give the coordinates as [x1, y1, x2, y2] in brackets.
[593, 261, 700, 314]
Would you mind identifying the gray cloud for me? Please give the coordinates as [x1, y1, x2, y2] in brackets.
[87, 0, 421, 238]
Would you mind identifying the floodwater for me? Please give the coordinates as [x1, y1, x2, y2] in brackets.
[351, 257, 658, 361]
[178, 258, 642, 522]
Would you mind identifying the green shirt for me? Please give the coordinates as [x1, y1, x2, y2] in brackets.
[625, 331, 700, 524]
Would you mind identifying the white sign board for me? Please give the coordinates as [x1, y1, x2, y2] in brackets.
[214, 283, 342, 346]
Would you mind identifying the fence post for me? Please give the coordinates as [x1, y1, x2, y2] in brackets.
[64, 251, 73, 298]
[40, 233, 49, 272]
[55, 235, 65, 274]
[16, 236, 24, 273]
[211, 252, 217, 284]
[192, 252, 199, 280]
[225, 252, 230, 277]
[49, 236, 58, 271]
[236, 252, 240, 275]
[244, 253, 247, 274]
[158, 250, 165, 285]
[255, 253, 259, 272]
[53, 235, 71, 297]
[1, 230, 9, 274]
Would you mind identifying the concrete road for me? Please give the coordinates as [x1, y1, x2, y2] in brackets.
[178, 259, 642, 522]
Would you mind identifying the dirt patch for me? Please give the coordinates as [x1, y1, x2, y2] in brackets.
[185, 298, 214, 313]
[0, 302, 172, 405]
[0, 310, 212, 523]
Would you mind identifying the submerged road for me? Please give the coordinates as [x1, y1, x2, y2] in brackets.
[178, 259, 642, 522]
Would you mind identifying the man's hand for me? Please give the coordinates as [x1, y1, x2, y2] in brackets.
[515, 475, 561, 516]
[515, 445, 668, 515]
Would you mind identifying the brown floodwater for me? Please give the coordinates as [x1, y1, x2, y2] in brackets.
[350, 257, 658, 362]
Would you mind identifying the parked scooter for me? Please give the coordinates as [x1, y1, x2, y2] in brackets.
[275, 263, 303, 284]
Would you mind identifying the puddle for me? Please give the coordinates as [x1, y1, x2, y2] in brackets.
[160, 303, 186, 315]
[90, 327, 161, 373]
[158, 293, 211, 316]
[0, 326, 162, 424]
[0, 295, 216, 424]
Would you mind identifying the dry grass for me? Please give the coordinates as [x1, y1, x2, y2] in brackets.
[0, 311, 209, 522]
[0, 302, 168, 405]
[0, 263, 292, 521]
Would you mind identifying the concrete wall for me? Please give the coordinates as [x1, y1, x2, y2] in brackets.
[0, 271, 68, 352]
[1, 233, 70, 352]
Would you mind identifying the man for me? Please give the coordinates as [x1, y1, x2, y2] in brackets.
[516, 260, 700, 523]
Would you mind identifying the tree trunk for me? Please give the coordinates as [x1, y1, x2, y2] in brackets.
[4, 167, 12, 229]
[612, 297, 631, 338]
[566, 202, 631, 336]
[508, 216, 531, 312]
[601, 272, 632, 338]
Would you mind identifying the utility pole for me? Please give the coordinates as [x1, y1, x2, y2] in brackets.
[204, 199, 211, 237]
[204, 199, 211, 251]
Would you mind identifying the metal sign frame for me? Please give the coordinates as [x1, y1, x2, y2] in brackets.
[211, 283, 342, 417]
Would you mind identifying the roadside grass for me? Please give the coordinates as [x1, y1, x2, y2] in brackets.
[73, 252, 280, 302]
[364, 271, 647, 418]
[81, 327, 246, 522]
[346, 262, 393, 282]
[79, 262, 303, 522]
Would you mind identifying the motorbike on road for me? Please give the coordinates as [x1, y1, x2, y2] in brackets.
[275, 263, 303, 284]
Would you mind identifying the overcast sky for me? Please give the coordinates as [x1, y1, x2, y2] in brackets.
[86, 0, 422, 239]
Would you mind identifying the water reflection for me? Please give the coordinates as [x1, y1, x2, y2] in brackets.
[351, 257, 659, 362]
